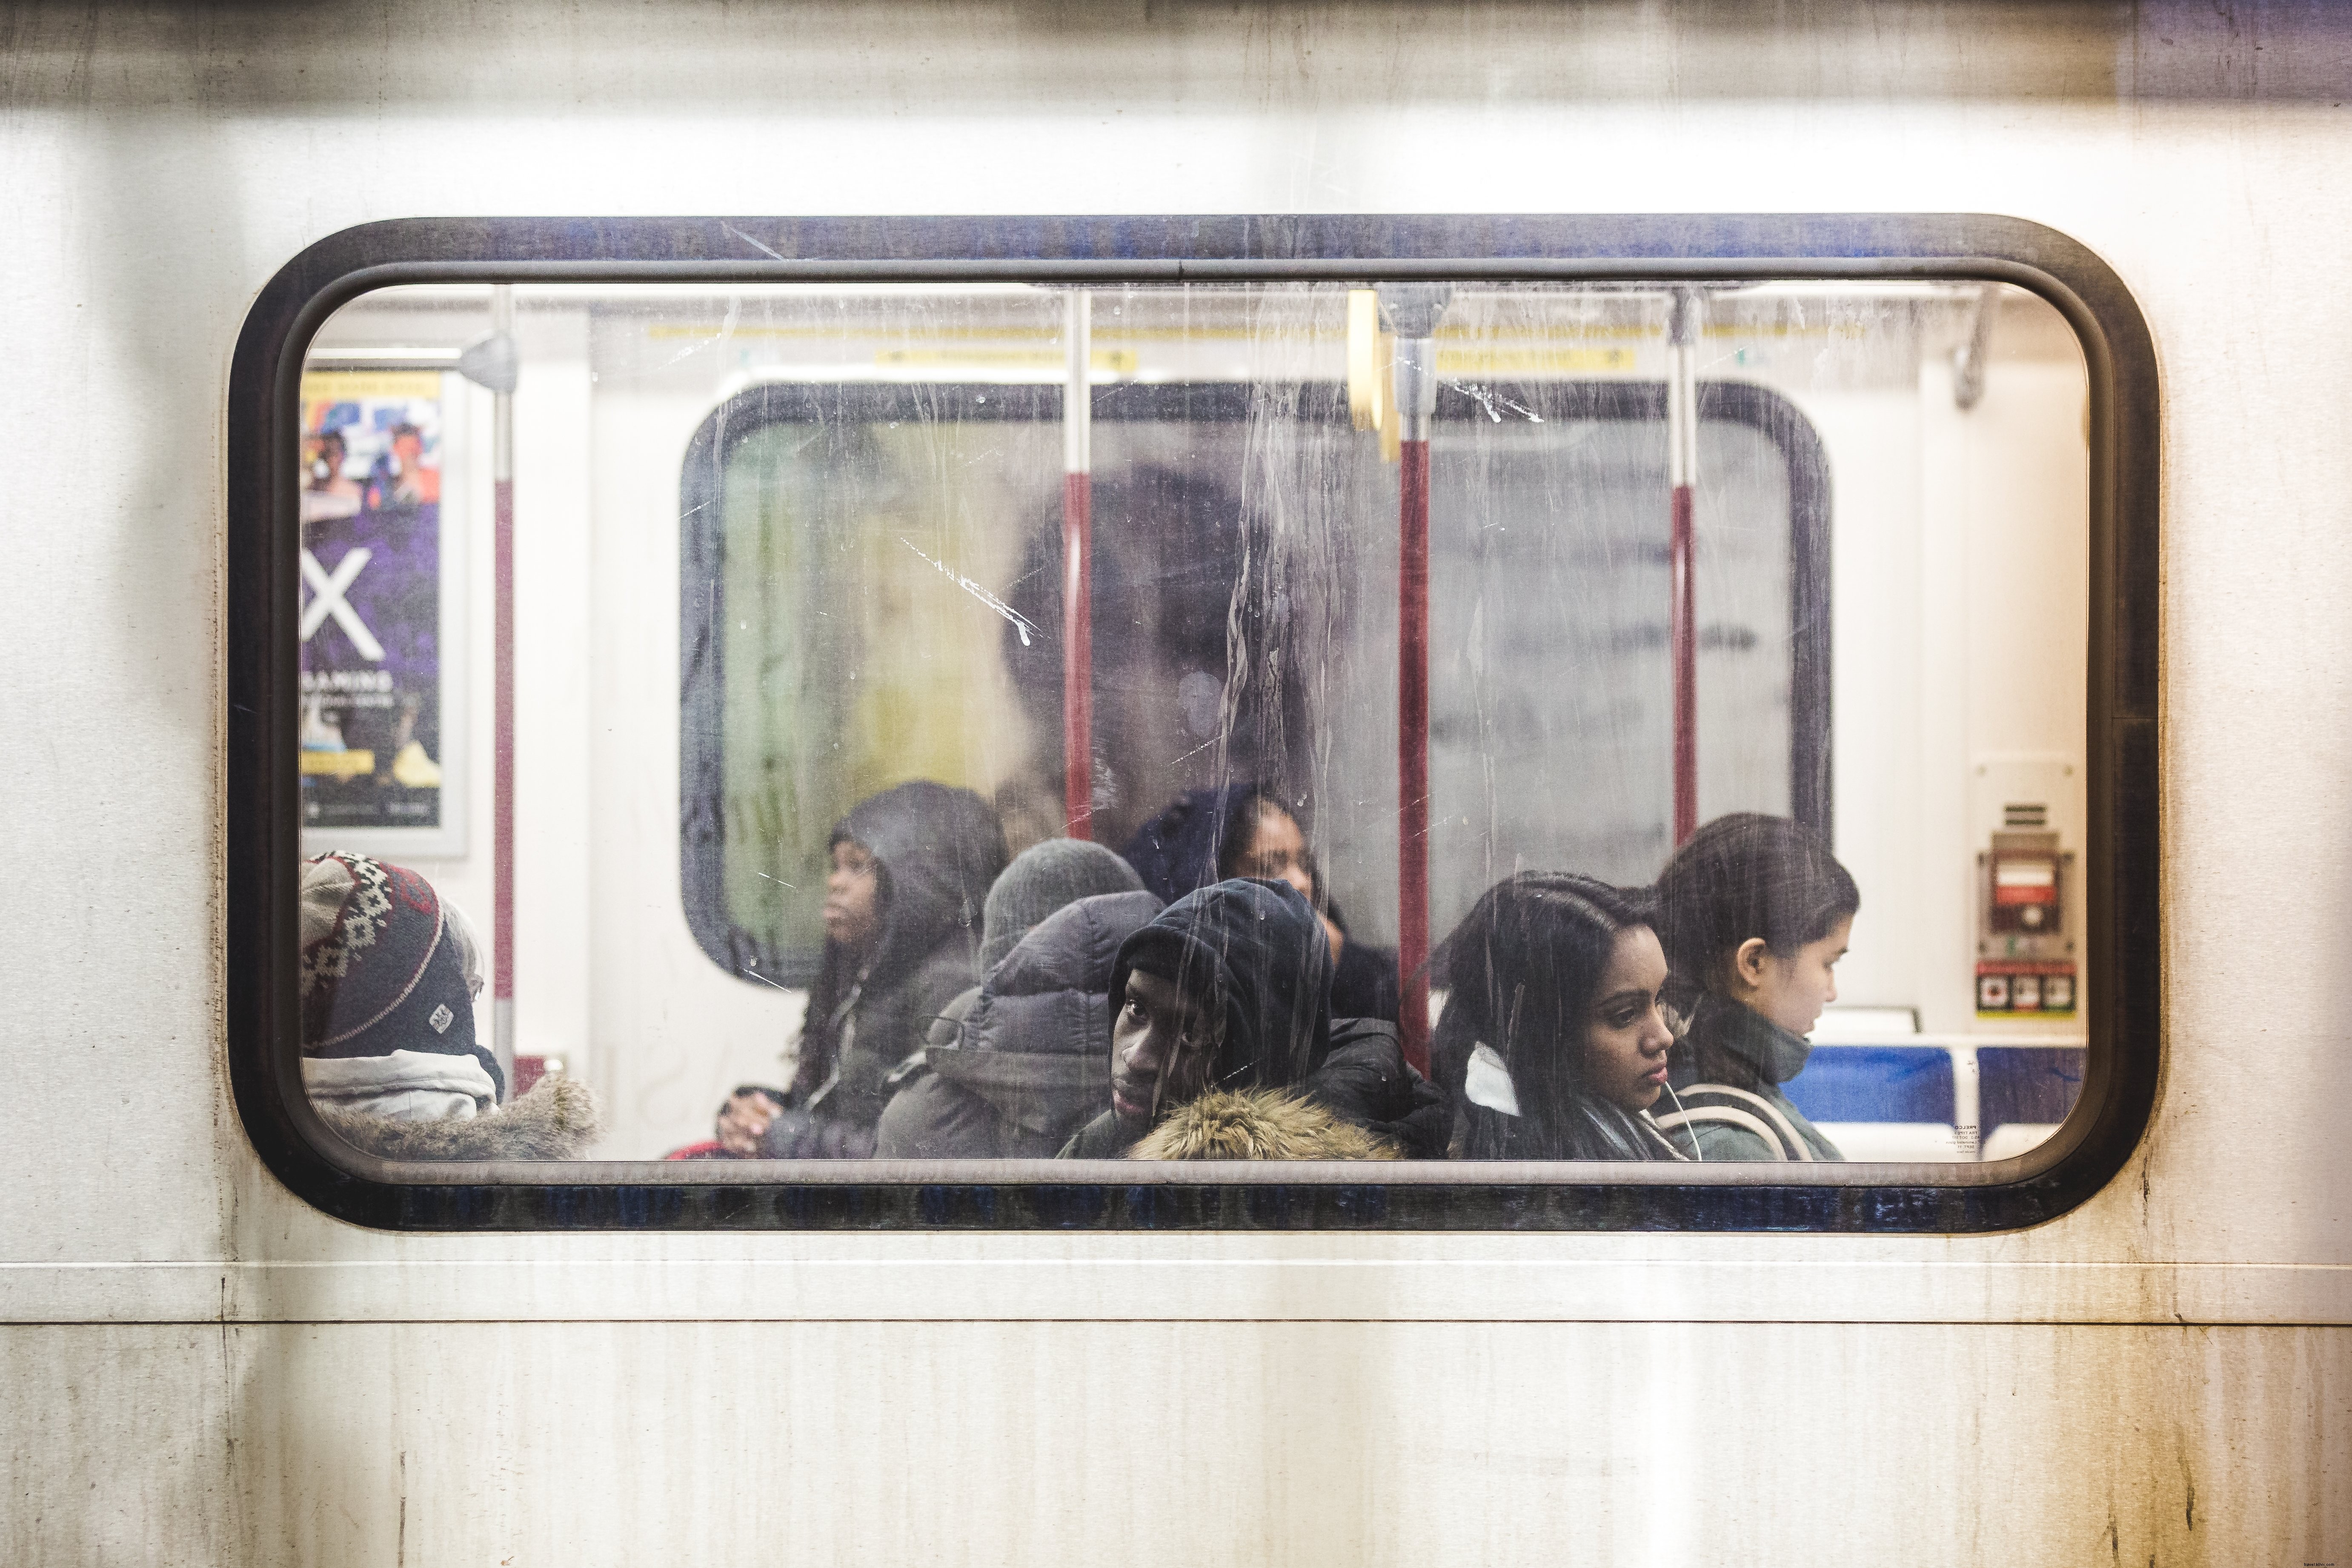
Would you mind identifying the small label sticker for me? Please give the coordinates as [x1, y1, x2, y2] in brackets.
[428, 1003, 454, 1034]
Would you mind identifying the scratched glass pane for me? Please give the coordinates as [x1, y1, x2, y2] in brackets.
[294, 279, 2090, 1170]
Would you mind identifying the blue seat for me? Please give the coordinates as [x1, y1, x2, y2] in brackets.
[1978, 1047, 2085, 1137]
[1781, 1045, 1955, 1124]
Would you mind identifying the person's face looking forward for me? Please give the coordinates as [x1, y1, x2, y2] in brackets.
[822, 839, 883, 952]
[1230, 801, 1344, 961]
[1230, 802, 1315, 902]
[1582, 925, 1677, 1112]
[1109, 968, 1223, 1126]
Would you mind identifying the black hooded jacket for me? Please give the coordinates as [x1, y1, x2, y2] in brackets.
[1058, 878, 1446, 1159]
[775, 781, 1007, 1146]
[874, 890, 1163, 1159]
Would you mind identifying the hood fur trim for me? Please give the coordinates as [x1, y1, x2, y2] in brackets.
[1127, 1088, 1401, 1162]
[317, 1077, 603, 1162]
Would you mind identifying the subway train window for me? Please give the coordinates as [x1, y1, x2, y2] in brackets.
[251, 237, 2128, 1225]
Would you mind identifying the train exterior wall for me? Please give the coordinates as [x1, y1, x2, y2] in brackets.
[2, 3, 2347, 1564]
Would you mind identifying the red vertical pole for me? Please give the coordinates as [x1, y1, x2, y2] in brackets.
[1668, 289, 1700, 847]
[1379, 291, 1448, 1077]
[1397, 436, 1432, 1074]
[1062, 291, 1094, 839]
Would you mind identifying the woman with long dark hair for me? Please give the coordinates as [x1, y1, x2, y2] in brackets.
[1430, 873, 1686, 1162]
[1651, 813, 1858, 1162]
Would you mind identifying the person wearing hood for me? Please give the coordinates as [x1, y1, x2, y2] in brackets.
[1056, 877, 1446, 1161]
[714, 781, 1007, 1159]
[299, 852, 600, 1160]
[1651, 813, 1857, 1162]
[873, 839, 1158, 1159]
[1431, 873, 1688, 1162]
[1122, 783, 1401, 1024]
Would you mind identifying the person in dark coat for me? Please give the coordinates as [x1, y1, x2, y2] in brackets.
[1122, 784, 1401, 1024]
[1431, 873, 1687, 1162]
[712, 781, 1007, 1159]
[875, 887, 1164, 1159]
[870, 835, 1153, 1159]
[1651, 813, 1858, 1162]
[1057, 878, 1445, 1160]
[910, 836, 1153, 1076]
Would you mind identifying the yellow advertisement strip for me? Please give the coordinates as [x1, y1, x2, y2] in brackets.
[299, 750, 377, 779]
[1437, 347, 1640, 375]
[872, 348, 1139, 374]
[300, 370, 444, 401]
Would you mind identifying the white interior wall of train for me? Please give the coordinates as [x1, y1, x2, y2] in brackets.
[3, 5, 2346, 1567]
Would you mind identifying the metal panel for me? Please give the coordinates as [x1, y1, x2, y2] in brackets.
[5, 1322, 2344, 1568]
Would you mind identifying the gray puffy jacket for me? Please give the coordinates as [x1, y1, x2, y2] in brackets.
[874, 890, 1163, 1159]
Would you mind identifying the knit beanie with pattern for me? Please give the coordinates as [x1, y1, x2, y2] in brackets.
[299, 852, 503, 1099]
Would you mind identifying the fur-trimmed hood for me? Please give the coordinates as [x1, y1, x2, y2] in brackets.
[316, 1077, 603, 1161]
[1126, 1088, 1402, 1162]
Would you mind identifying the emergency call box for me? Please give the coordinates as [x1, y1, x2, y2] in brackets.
[1976, 833, 2077, 1020]
[1989, 838, 2061, 935]
[1971, 757, 2083, 1024]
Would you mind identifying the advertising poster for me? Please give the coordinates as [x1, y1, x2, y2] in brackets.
[298, 369, 465, 852]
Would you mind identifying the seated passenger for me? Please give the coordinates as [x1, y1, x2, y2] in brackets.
[1122, 783, 1400, 1023]
[1651, 813, 1857, 1162]
[1057, 878, 1445, 1161]
[1430, 873, 1687, 1161]
[300, 852, 599, 1159]
[874, 840, 1158, 1159]
[716, 781, 1007, 1159]
[932, 835, 1151, 1059]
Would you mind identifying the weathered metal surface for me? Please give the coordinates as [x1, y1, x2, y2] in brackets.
[3, 1, 2350, 1562]
[6, 1322, 2345, 1567]
[5, 1255, 2352, 1325]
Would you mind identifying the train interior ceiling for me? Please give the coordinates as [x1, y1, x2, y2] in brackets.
[298, 279, 2089, 1162]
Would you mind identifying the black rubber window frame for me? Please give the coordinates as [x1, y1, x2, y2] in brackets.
[680, 377, 1833, 987]
[225, 215, 2157, 1233]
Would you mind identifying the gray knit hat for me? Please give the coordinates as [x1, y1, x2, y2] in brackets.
[980, 838, 1147, 969]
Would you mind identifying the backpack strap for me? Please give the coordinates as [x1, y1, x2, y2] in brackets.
[1653, 1083, 1814, 1162]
